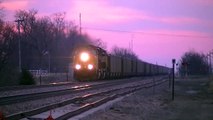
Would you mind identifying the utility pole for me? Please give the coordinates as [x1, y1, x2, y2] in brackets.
[131, 34, 133, 52]
[15, 19, 24, 72]
[172, 59, 176, 100]
[210, 53, 212, 74]
[130, 34, 134, 53]
[79, 13, 81, 35]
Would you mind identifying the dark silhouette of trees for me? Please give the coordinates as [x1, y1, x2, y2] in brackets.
[111, 46, 138, 60]
[0, 0, 4, 19]
[0, 8, 94, 86]
[93, 39, 107, 50]
[13, 9, 92, 72]
[14, 10, 57, 70]
[0, 5, 139, 86]
[0, 4, 19, 86]
[178, 51, 210, 76]
[0, 20, 16, 72]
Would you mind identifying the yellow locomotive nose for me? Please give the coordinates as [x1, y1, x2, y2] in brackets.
[80, 52, 89, 62]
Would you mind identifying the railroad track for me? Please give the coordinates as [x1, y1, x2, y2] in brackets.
[0, 84, 92, 105]
[0, 77, 161, 105]
[0, 81, 101, 98]
[5, 77, 168, 120]
[0, 82, 73, 92]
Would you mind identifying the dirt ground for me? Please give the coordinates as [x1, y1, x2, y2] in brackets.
[81, 76, 213, 120]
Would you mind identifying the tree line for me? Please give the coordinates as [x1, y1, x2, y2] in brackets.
[178, 50, 210, 76]
[0, 9, 138, 86]
[0, 9, 95, 85]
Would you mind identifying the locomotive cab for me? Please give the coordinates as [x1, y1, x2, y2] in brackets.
[73, 45, 108, 80]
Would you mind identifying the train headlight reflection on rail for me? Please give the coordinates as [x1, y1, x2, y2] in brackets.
[75, 64, 81, 70]
[88, 64, 93, 70]
[80, 52, 89, 62]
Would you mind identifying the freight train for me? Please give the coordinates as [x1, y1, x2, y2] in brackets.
[73, 45, 170, 80]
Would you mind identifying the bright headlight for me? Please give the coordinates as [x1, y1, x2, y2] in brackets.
[75, 64, 81, 70]
[88, 64, 93, 70]
[80, 52, 89, 62]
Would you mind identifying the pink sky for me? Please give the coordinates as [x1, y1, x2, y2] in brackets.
[2, 0, 213, 67]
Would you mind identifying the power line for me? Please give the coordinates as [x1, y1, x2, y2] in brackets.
[83, 27, 211, 38]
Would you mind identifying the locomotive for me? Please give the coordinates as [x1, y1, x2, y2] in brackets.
[73, 45, 170, 80]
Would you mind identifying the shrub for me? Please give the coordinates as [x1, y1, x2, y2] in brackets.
[19, 69, 35, 85]
[0, 68, 20, 87]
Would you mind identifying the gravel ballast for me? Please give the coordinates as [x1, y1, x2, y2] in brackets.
[80, 77, 213, 120]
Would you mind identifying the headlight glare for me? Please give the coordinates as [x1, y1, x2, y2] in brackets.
[80, 52, 89, 62]
[75, 64, 81, 70]
[88, 64, 93, 70]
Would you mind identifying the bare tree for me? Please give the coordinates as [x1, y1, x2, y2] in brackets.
[13, 9, 101, 72]
[178, 50, 209, 76]
[52, 12, 66, 33]
[0, 0, 4, 19]
[0, 20, 16, 71]
[14, 10, 56, 70]
[92, 39, 107, 50]
[0, 1, 20, 86]
[111, 46, 138, 59]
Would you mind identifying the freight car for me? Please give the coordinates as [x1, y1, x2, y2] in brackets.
[73, 45, 170, 80]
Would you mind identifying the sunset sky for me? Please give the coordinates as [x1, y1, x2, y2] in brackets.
[2, 0, 213, 67]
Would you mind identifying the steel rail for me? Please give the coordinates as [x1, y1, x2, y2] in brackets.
[6, 78, 167, 120]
